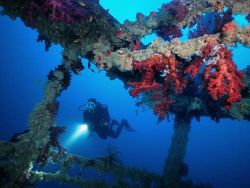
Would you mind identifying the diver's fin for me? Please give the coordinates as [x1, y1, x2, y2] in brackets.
[121, 119, 135, 132]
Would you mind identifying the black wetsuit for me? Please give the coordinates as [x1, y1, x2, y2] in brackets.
[83, 102, 124, 139]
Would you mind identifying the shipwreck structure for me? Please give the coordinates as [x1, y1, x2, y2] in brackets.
[0, 0, 250, 187]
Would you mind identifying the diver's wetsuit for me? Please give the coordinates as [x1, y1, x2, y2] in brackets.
[83, 100, 126, 139]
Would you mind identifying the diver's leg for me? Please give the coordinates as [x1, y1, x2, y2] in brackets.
[110, 119, 119, 126]
[121, 119, 135, 131]
[97, 127, 108, 139]
[109, 124, 123, 138]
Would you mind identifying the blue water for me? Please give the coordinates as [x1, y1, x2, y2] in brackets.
[0, 1, 250, 188]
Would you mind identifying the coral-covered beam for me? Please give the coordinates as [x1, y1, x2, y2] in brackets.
[98, 23, 250, 73]
[0, 0, 124, 52]
[128, 38, 246, 120]
[0, 1, 249, 121]
[121, 0, 250, 40]
[1, 0, 249, 60]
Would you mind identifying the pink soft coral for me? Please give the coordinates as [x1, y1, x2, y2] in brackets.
[21, 0, 92, 26]
[162, 0, 188, 22]
[44, 0, 91, 24]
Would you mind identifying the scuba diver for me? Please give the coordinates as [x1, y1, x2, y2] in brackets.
[81, 98, 134, 139]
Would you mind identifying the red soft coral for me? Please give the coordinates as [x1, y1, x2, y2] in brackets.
[184, 57, 203, 78]
[128, 53, 187, 121]
[128, 54, 186, 97]
[185, 42, 244, 109]
[128, 80, 162, 97]
[222, 22, 237, 33]
[166, 55, 187, 94]
[127, 54, 165, 97]
[204, 46, 244, 109]
[153, 95, 173, 121]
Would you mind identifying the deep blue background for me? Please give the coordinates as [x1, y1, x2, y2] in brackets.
[0, 1, 250, 187]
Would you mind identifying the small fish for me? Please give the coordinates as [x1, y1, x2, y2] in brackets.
[194, 50, 203, 57]
[78, 1, 86, 7]
[76, 70, 81, 75]
[117, 49, 125, 55]
[160, 69, 169, 77]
